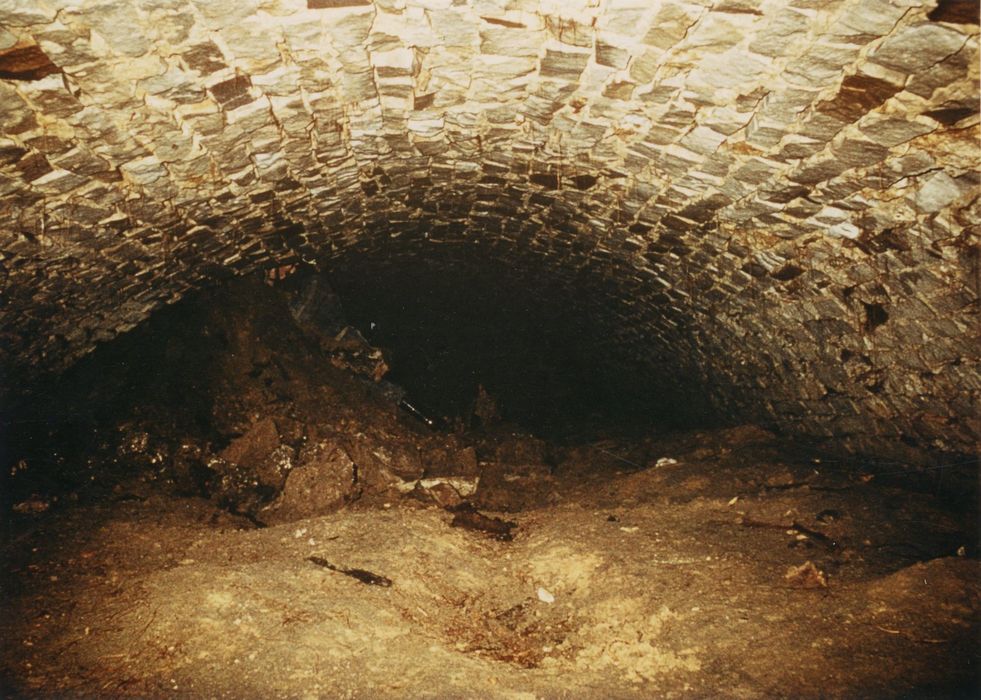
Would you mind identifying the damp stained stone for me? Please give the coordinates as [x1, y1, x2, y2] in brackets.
[182, 42, 228, 74]
[815, 73, 903, 123]
[209, 74, 252, 110]
[308, 0, 372, 7]
[771, 264, 805, 282]
[571, 174, 598, 190]
[529, 172, 559, 189]
[16, 152, 52, 181]
[923, 104, 978, 126]
[928, 0, 980, 25]
[481, 16, 526, 29]
[413, 93, 435, 110]
[0, 42, 60, 81]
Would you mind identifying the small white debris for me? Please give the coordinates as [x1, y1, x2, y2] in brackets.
[619, 526, 640, 533]
[727, 496, 739, 506]
[957, 546, 966, 557]
[537, 587, 555, 604]
[395, 476, 479, 496]
[655, 457, 679, 467]
[293, 528, 307, 539]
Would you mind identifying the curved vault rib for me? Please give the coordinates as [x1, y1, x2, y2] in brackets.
[0, 0, 978, 454]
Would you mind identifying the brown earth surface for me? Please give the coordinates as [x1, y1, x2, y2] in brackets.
[3, 427, 978, 699]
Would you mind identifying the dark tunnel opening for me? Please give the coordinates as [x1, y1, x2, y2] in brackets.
[1, 249, 724, 511]
[325, 249, 719, 437]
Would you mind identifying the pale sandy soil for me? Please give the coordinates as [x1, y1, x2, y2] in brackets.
[3, 427, 977, 699]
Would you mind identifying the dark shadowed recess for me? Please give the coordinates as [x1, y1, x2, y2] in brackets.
[323, 244, 720, 437]
[0, 248, 722, 503]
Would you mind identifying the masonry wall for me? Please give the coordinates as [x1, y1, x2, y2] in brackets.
[0, 0, 978, 454]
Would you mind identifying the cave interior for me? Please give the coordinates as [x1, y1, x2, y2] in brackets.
[1, 0, 979, 697]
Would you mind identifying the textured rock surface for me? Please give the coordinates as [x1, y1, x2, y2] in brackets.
[0, 0, 978, 454]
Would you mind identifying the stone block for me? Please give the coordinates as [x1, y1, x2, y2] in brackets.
[868, 23, 968, 74]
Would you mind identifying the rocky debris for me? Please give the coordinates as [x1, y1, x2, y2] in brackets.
[321, 327, 390, 383]
[262, 441, 359, 525]
[784, 561, 828, 589]
[170, 439, 212, 496]
[207, 458, 269, 520]
[1, 276, 469, 520]
[219, 417, 293, 491]
[397, 476, 479, 508]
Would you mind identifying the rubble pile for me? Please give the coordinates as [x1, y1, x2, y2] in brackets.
[3, 273, 561, 526]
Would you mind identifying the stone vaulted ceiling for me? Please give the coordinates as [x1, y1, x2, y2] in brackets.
[0, 0, 978, 454]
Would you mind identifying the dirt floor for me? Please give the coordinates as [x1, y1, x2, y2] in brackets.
[2, 276, 978, 698]
[2, 424, 978, 699]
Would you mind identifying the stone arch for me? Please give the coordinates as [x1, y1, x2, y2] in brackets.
[0, 0, 978, 453]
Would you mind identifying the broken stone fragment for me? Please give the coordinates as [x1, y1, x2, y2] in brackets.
[422, 444, 479, 476]
[914, 171, 973, 213]
[207, 458, 266, 518]
[321, 327, 390, 383]
[784, 561, 828, 589]
[0, 41, 61, 81]
[344, 432, 425, 483]
[261, 442, 359, 524]
[400, 479, 470, 508]
[869, 23, 969, 74]
[219, 417, 292, 490]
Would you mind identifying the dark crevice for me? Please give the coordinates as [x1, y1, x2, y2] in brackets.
[862, 302, 889, 332]
[927, 0, 980, 24]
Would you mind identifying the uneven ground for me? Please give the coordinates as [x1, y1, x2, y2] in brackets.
[2, 425, 978, 699]
[2, 277, 978, 698]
